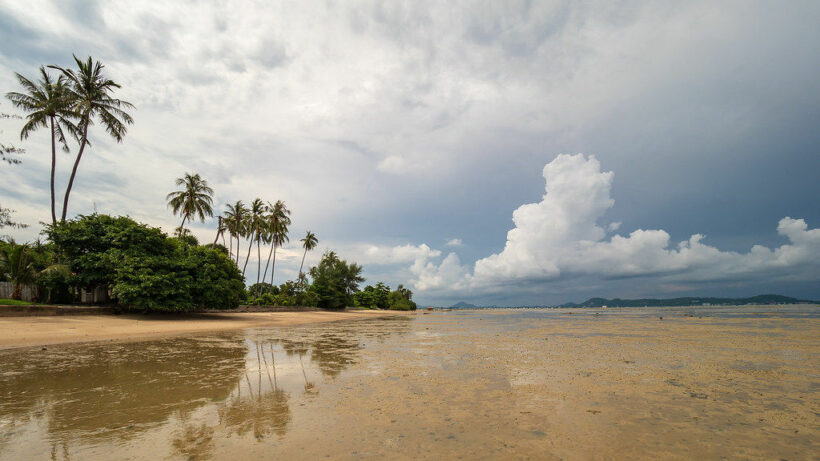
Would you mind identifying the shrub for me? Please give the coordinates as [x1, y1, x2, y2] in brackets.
[47, 214, 244, 311]
[309, 251, 363, 309]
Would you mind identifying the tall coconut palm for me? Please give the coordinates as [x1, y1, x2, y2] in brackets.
[51, 55, 134, 222]
[242, 198, 266, 277]
[298, 230, 318, 277]
[0, 241, 37, 300]
[6, 68, 79, 224]
[261, 200, 291, 288]
[166, 173, 214, 232]
[224, 201, 248, 266]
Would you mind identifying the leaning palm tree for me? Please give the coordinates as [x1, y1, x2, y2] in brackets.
[6, 67, 79, 224]
[0, 241, 37, 300]
[298, 230, 318, 277]
[261, 200, 291, 288]
[242, 198, 266, 277]
[51, 55, 134, 221]
[166, 173, 214, 231]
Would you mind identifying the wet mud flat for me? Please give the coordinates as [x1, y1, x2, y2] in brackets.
[0, 305, 817, 460]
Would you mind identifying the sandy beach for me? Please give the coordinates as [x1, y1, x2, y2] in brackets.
[0, 305, 817, 460]
[0, 309, 404, 350]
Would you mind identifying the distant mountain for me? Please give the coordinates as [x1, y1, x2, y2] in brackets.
[450, 301, 479, 309]
[573, 294, 816, 308]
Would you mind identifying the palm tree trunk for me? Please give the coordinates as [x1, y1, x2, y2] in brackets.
[235, 233, 240, 265]
[270, 245, 278, 286]
[242, 235, 254, 276]
[61, 117, 89, 222]
[48, 116, 57, 225]
[12, 282, 22, 301]
[179, 215, 187, 231]
[256, 239, 261, 285]
[213, 217, 221, 245]
[299, 247, 308, 276]
[261, 243, 275, 288]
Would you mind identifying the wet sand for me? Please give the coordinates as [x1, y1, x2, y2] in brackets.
[0, 309, 402, 350]
[0, 305, 817, 460]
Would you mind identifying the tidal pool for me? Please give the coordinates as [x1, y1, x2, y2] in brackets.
[0, 306, 818, 460]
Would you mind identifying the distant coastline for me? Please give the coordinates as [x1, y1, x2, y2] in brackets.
[444, 294, 818, 309]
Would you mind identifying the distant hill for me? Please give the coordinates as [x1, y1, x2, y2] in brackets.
[450, 301, 479, 309]
[572, 294, 816, 308]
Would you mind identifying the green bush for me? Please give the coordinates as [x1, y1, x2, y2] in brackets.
[353, 282, 417, 310]
[309, 251, 363, 309]
[353, 282, 390, 309]
[249, 280, 319, 307]
[47, 214, 244, 311]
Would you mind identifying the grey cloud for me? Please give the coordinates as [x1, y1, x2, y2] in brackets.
[1, 0, 818, 306]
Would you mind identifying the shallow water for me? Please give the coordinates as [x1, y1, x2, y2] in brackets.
[0, 305, 818, 460]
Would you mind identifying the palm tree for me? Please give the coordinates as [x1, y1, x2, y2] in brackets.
[242, 198, 265, 278]
[166, 173, 214, 231]
[51, 55, 134, 222]
[213, 215, 226, 246]
[224, 201, 248, 266]
[298, 230, 318, 277]
[0, 241, 37, 300]
[6, 67, 79, 224]
[261, 200, 291, 288]
[256, 212, 272, 286]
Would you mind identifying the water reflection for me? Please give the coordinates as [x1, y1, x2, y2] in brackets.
[219, 342, 291, 439]
[0, 316, 412, 460]
[0, 337, 247, 440]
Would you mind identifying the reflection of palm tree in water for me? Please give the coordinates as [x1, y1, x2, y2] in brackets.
[219, 340, 291, 439]
[299, 353, 316, 393]
[50, 440, 69, 461]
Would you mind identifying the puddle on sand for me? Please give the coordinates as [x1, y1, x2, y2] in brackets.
[0, 307, 818, 460]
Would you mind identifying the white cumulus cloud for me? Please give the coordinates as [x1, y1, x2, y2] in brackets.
[409, 154, 820, 295]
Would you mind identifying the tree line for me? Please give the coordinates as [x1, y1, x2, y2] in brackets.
[165, 172, 319, 295]
[0, 55, 416, 311]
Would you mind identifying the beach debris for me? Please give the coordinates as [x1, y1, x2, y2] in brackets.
[689, 392, 708, 399]
[586, 409, 601, 415]
[659, 316, 663, 320]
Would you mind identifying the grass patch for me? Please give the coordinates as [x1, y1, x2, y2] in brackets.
[0, 298, 38, 305]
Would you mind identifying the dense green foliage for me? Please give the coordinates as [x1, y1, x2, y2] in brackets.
[0, 241, 37, 299]
[308, 251, 363, 309]
[353, 282, 389, 309]
[353, 282, 417, 310]
[251, 279, 319, 307]
[46, 214, 244, 311]
[0, 240, 57, 301]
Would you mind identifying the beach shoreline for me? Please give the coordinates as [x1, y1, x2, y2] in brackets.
[0, 309, 408, 350]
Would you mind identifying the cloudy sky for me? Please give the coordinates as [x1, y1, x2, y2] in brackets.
[0, 1, 818, 306]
